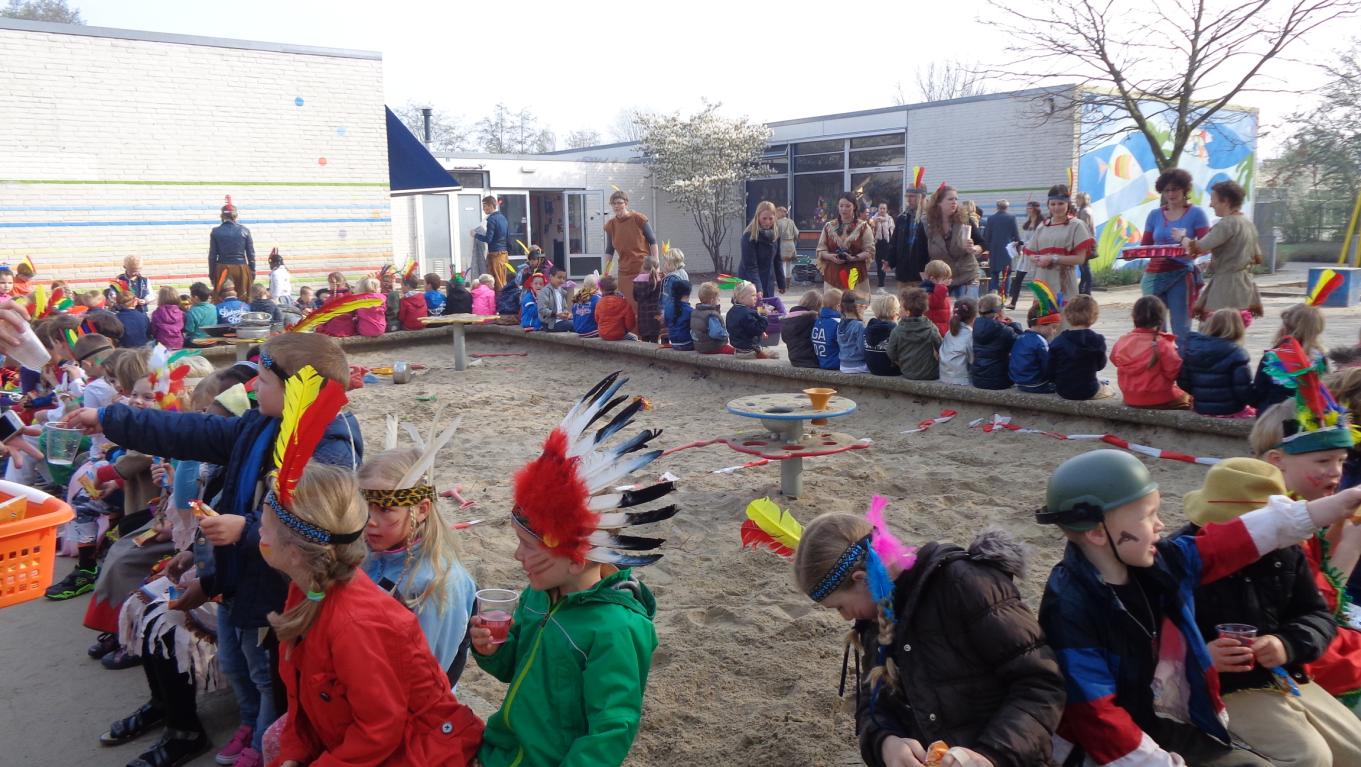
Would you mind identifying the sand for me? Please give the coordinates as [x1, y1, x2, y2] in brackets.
[0, 329, 1284, 767]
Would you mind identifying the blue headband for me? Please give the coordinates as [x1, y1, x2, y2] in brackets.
[259, 350, 287, 380]
[266, 491, 363, 546]
[809, 535, 871, 602]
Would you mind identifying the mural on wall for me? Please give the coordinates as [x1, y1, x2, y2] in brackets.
[1078, 97, 1257, 270]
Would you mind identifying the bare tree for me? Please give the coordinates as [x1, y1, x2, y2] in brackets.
[477, 104, 555, 154]
[565, 129, 601, 149]
[914, 60, 986, 103]
[393, 101, 470, 154]
[985, 0, 1361, 171]
[2, 0, 82, 23]
[608, 108, 651, 143]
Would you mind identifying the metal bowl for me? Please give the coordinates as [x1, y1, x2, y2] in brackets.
[238, 311, 273, 326]
[235, 325, 270, 340]
[392, 361, 412, 384]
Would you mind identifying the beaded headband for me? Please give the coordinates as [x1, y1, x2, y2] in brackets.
[259, 349, 288, 381]
[266, 491, 363, 546]
[809, 535, 872, 602]
[361, 485, 437, 508]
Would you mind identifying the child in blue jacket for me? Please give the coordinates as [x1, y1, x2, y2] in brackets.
[423, 273, 447, 317]
[1009, 303, 1059, 394]
[571, 276, 600, 338]
[727, 281, 776, 359]
[666, 279, 694, 351]
[812, 288, 843, 370]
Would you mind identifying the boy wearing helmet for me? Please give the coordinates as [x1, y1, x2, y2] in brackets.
[1036, 449, 1361, 767]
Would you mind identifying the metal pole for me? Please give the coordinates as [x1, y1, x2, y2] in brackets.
[420, 107, 433, 148]
[780, 421, 804, 498]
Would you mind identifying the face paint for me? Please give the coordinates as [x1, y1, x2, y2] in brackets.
[1117, 531, 1139, 545]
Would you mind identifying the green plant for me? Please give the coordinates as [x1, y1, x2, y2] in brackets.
[1092, 265, 1144, 289]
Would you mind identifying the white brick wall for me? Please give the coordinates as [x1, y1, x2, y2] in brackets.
[0, 22, 392, 290]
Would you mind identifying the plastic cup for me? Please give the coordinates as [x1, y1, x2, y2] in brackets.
[1170, 227, 1187, 241]
[44, 424, 82, 466]
[1217, 623, 1258, 669]
[5, 321, 51, 371]
[477, 588, 519, 645]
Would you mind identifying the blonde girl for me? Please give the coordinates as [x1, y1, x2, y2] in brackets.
[358, 446, 477, 681]
[1254, 303, 1328, 412]
[1181, 308, 1254, 417]
[795, 511, 1062, 767]
[260, 463, 483, 766]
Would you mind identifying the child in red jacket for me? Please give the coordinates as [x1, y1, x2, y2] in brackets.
[261, 461, 483, 767]
[398, 274, 428, 331]
[1110, 295, 1190, 409]
[920, 260, 953, 337]
[594, 275, 638, 341]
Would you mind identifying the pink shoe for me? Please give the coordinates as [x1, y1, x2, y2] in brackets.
[233, 748, 263, 767]
[215, 725, 253, 764]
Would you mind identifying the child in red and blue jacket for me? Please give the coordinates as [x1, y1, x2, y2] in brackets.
[1037, 449, 1361, 767]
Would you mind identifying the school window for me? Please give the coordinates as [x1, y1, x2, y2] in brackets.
[792, 172, 842, 231]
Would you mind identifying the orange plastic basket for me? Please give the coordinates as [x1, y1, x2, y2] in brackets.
[0, 479, 75, 608]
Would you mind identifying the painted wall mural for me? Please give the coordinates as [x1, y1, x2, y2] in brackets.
[1078, 97, 1258, 270]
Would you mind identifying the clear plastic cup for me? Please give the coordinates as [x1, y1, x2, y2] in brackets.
[6, 322, 51, 371]
[44, 424, 82, 466]
[476, 588, 519, 645]
[1217, 623, 1258, 669]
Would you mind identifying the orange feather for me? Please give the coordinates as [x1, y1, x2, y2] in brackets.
[289, 293, 383, 333]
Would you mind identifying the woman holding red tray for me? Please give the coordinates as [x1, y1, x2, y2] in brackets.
[1140, 168, 1210, 339]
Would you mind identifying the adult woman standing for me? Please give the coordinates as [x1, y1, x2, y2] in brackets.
[1182, 180, 1262, 318]
[890, 187, 924, 284]
[1073, 191, 1096, 295]
[872, 202, 895, 288]
[909, 185, 986, 298]
[1007, 202, 1044, 309]
[1021, 184, 1092, 303]
[775, 206, 799, 282]
[816, 193, 874, 290]
[739, 201, 787, 298]
[1140, 168, 1210, 338]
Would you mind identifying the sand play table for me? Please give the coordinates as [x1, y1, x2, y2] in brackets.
[418, 314, 490, 371]
[724, 392, 863, 498]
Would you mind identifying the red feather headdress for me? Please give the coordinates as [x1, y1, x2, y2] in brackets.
[403, 260, 420, 282]
[271, 365, 349, 509]
[511, 372, 678, 566]
[289, 293, 384, 333]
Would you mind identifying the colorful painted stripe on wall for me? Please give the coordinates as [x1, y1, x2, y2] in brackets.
[0, 217, 390, 229]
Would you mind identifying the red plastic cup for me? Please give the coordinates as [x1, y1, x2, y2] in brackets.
[477, 588, 519, 645]
[1216, 623, 1258, 669]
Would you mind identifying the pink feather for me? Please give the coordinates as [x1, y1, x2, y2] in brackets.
[866, 495, 917, 571]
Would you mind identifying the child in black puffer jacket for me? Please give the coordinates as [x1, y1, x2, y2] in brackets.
[1178, 308, 1255, 417]
[970, 293, 1021, 390]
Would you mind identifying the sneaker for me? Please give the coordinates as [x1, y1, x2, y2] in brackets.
[214, 725, 253, 765]
[232, 748, 262, 767]
[44, 566, 97, 600]
[126, 730, 210, 767]
[102, 647, 142, 670]
[88, 632, 118, 659]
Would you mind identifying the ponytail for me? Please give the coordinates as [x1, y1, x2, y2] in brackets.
[949, 296, 978, 337]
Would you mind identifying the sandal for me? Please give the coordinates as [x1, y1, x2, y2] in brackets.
[100, 702, 164, 746]
[88, 632, 118, 659]
[126, 730, 210, 767]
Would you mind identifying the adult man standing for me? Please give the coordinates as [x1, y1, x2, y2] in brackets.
[209, 202, 255, 300]
[603, 190, 658, 309]
[775, 206, 799, 282]
[472, 195, 510, 290]
[984, 200, 1020, 293]
[890, 183, 925, 284]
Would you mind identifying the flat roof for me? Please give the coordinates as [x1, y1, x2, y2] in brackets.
[0, 17, 381, 60]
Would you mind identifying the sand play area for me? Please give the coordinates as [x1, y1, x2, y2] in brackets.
[0, 330, 1260, 766]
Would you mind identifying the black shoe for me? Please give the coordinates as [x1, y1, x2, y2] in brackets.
[88, 632, 118, 659]
[126, 730, 210, 767]
[100, 702, 164, 746]
[44, 566, 97, 600]
[102, 647, 142, 670]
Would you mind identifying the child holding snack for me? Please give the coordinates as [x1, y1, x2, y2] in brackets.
[729, 280, 777, 359]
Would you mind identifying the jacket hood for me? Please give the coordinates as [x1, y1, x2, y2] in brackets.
[895, 315, 936, 340]
[965, 526, 1027, 579]
[155, 303, 183, 319]
[972, 315, 1013, 342]
[895, 528, 1028, 614]
[561, 567, 656, 620]
[1059, 327, 1104, 354]
[1184, 332, 1245, 365]
[818, 307, 841, 320]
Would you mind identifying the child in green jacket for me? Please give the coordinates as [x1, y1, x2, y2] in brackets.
[469, 372, 677, 767]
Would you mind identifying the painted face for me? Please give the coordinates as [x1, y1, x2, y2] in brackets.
[259, 505, 284, 568]
[758, 210, 775, 229]
[129, 378, 158, 409]
[941, 191, 959, 217]
[838, 199, 855, 222]
[610, 198, 629, 217]
[513, 523, 574, 592]
[255, 365, 284, 418]
[819, 573, 877, 621]
[1048, 199, 1070, 219]
[363, 496, 425, 552]
[1272, 449, 1347, 501]
[1101, 491, 1164, 568]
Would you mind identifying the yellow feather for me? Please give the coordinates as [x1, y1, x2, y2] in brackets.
[273, 365, 322, 470]
[290, 295, 383, 333]
[31, 285, 48, 317]
[746, 497, 802, 549]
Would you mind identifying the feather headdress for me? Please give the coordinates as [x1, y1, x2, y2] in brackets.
[146, 344, 193, 411]
[1263, 337, 1355, 454]
[269, 365, 349, 511]
[1028, 280, 1063, 325]
[363, 412, 461, 508]
[39, 286, 73, 318]
[910, 166, 926, 193]
[17, 255, 35, 278]
[403, 260, 420, 283]
[740, 497, 802, 557]
[511, 371, 678, 566]
[1308, 269, 1343, 307]
[108, 277, 131, 300]
[289, 293, 384, 333]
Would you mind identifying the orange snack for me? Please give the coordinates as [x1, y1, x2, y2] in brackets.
[190, 500, 219, 519]
[925, 741, 950, 766]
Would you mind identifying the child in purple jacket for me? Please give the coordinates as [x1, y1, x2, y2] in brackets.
[151, 286, 185, 350]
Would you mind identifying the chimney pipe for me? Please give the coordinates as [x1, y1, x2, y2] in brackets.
[420, 107, 433, 147]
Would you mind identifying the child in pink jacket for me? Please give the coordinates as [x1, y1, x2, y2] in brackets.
[471, 274, 497, 316]
[352, 277, 386, 337]
[1110, 295, 1190, 409]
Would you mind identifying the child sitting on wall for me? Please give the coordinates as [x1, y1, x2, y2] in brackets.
[471, 274, 497, 316]
[666, 279, 694, 351]
[1009, 298, 1060, 395]
[595, 276, 638, 341]
[1049, 294, 1113, 400]
[1111, 295, 1190, 409]
[864, 294, 901, 377]
[399, 274, 429, 331]
[423, 273, 447, 317]
[968, 293, 1021, 390]
[886, 287, 941, 381]
[1179, 308, 1255, 417]
[836, 290, 867, 373]
[811, 288, 842, 370]
[571, 275, 600, 338]
[728, 281, 777, 360]
[690, 281, 734, 355]
[150, 286, 184, 351]
[939, 297, 977, 386]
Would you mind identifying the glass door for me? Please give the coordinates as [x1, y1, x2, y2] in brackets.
[565, 190, 603, 278]
[494, 191, 532, 274]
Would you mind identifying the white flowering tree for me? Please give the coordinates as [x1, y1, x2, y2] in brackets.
[637, 104, 772, 274]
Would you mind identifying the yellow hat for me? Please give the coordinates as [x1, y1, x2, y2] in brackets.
[1184, 457, 1286, 526]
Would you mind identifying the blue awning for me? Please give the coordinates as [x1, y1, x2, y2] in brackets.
[386, 106, 461, 195]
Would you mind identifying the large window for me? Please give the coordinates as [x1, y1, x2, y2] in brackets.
[793, 172, 842, 230]
[771, 132, 905, 229]
[852, 172, 904, 212]
[746, 178, 788, 220]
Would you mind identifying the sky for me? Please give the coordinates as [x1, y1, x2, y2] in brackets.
[70, 0, 1355, 157]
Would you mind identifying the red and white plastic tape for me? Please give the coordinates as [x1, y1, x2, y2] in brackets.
[902, 409, 959, 434]
[968, 414, 1223, 465]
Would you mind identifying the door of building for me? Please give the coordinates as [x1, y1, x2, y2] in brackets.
[456, 193, 484, 278]
[495, 191, 532, 276]
[564, 190, 604, 278]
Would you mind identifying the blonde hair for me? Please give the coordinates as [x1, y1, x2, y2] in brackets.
[793, 513, 897, 688]
[1274, 304, 1325, 356]
[746, 200, 778, 240]
[923, 260, 952, 281]
[1327, 367, 1361, 416]
[1202, 307, 1245, 343]
[477, 274, 494, 287]
[188, 368, 235, 411]
[356, 277, 379, 294]
[112, 347, 151, 392]
[357, 447, 462, 615]
[1063, 294, 1099, 327]
[822, 288, 843, 309]
[123, 255, 142, 271]
[573, 274, 599, 304]
[1249, 401, 1295, 458]
[871, 294, 899, 321]
[977, 293, 1004, 316]
[731, 280, 757, 305]
[156, 285, 178, 306]
[697, 281, 720, 304]
[663, 247, 686, 273]
[267, 463, 369, 643]
[250, 283, 269, 300]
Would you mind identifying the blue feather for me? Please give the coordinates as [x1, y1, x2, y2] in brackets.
[864, 548, 896, 623]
